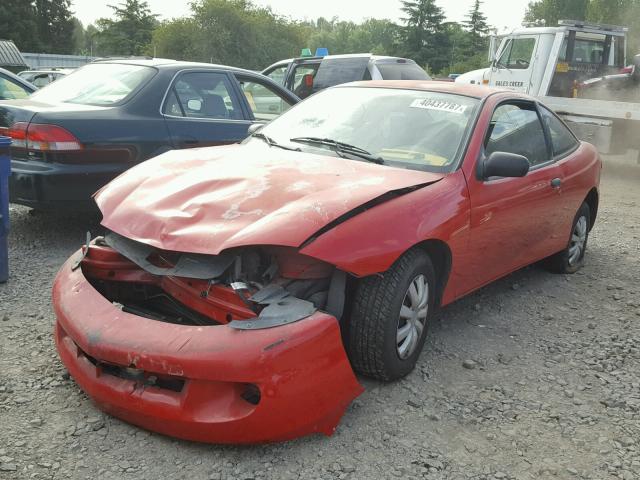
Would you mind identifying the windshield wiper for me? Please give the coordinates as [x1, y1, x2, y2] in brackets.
[253, 132, 301, 152]
[290, 136, 384, 164]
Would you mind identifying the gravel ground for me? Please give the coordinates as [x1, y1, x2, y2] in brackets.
[0, 158, 639, 480]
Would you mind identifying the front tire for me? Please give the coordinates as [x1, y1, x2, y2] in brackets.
[347, 249, 436, 381]
[543, 202, 591, 274]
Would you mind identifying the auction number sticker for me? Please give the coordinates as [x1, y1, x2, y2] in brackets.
[410, 98, 467, 114]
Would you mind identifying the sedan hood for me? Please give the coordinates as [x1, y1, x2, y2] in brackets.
[96, 142, 444, 255]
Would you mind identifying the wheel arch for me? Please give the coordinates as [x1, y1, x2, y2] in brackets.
[584, 187, 599, 230]
[413, 239, 452, 308]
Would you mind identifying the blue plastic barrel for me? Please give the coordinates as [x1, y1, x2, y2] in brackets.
[0, 136, 11, 283]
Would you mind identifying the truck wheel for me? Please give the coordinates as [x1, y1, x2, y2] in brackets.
[348, 249, 435, 381]
[542, 202, 590, 274]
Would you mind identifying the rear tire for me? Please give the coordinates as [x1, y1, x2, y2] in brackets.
[348, 249, 436, 381]
[543, 202, 591, 274]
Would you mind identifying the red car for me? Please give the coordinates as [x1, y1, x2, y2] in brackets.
[53, 81, 601, 444]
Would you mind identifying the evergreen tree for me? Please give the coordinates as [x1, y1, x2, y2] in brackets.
[400, 0, 448, 72]
[96, 0, 158, 56]
[463, 0, 489, 46]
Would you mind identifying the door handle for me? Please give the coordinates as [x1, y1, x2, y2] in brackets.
[550, 178, 562, 188]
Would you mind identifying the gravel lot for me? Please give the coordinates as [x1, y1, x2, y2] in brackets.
[0, 158, 639, 480]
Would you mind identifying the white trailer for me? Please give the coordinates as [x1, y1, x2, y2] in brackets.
[456, 20, 638, 154]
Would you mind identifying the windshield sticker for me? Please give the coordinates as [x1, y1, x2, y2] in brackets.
[410, 98, 468, 114]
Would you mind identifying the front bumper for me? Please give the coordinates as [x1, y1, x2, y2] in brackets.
[53, 251, 363, 444]
[10, 159, 126, 210]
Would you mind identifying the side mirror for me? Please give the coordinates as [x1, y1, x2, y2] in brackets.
[482, 151, 530, 179]
[247, 123, 264, 135]
[187, 99, 202, 111]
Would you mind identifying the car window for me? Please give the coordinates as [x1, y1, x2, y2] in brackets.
[163, 71, 242, 120]
[540, 106, 579, 157]
[236, 76, 293, 121]
[265, 65, 288, 86]
[498, 38, 536, 70]
[291, 64, 319, 99]
[313, 57, 370, 90]
[0, 76, 30, 100]
[485, 103, 549, 166]
[32, 73, 51, 88]
[30, 63, 156, 106]
[375, 61, 431, 80]
[259, 87, 479, 173]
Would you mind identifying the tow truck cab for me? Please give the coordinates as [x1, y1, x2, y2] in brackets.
[262, 50, 431, 99]
[458, 20, 627, 98]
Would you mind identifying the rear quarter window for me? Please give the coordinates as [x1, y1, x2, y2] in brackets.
[375, 62, 431, 80]
[540, 106, 579, 157]
[313, 57, 370, 90]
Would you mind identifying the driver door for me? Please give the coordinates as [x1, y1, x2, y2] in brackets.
[489, 35, 539, 94]
[458, 100, 564, 296]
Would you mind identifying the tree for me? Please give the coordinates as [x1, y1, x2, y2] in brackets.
[0, 0, 75, 54]
[0, 0, 40, 52]
[95, 0, 158, 56]
[71, 17, 86, 55]
[463, 0, 489, 50]
[400, 0, 449, 72]
[523, 0, 590, 26]
[34, 0, 75, 54]
[153, 0, 307, 70]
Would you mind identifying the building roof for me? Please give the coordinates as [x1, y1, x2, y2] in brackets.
[0, 40, 28, 68]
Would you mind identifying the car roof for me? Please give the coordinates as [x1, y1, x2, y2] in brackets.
[336, 80, 514, 100]
[92, 57, 260, 75]
[262, 54, 419, 74]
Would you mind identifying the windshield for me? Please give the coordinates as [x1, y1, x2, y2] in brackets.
[256, 87, 479, 173]
[29, 63, 156, 106]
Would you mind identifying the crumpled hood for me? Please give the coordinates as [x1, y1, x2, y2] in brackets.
[96, 142, 444, 255]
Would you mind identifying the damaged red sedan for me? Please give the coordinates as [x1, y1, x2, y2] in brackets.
[53, 81, 601, 444]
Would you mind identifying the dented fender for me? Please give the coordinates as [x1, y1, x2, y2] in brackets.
[300, 171, 471, 305]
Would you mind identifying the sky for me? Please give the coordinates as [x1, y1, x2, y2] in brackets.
[71, 0, 531, 33]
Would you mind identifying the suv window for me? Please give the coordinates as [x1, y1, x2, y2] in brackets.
[265, 65, 288, 86]
[540, 106, 579, 157]
[485, 103, 549, 166]
[291, 64, 319, 99]
[236, 76, 293, 121]
[31, 73, 52, 88]
[498, 38, 536, 70]
[313, 56, 370, 90]
[163, 71, 241, 120]
[375, 62, 430, 80]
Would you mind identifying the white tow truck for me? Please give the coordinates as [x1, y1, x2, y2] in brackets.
[456, 20, 640, 154]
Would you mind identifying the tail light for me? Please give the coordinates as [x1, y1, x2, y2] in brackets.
[6, 122, 82, 151]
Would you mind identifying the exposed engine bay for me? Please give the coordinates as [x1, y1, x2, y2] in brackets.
[81, 231, 346, 330]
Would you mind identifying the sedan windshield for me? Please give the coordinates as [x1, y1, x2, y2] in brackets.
[257, 87, 479, 173]
[29, 63, 156, 106]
